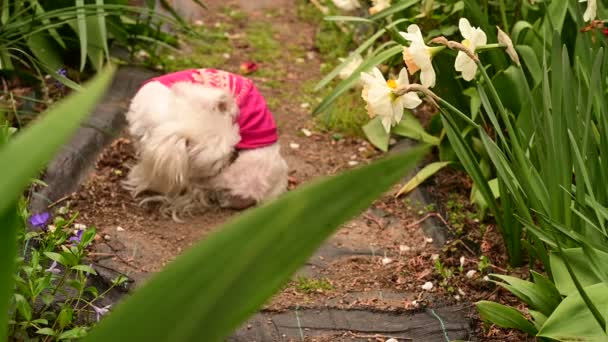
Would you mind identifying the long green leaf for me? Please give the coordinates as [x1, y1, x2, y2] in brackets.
[324, 16, 375, 24]
[476, 301, 537, 335]
[0, 65, 115, 215]
[83, 147, 427, 342]
[76, 0, 88, 71]
[396, 161, 451, 197]
[538, 283, 608, 341]
[0, 205, 19, 341]
[96, 0, 110, 61]
[491, 274, 561, 316]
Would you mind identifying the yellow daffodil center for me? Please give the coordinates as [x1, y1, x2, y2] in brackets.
[386, 79, 397, 89]
[462, 39, 472, 49]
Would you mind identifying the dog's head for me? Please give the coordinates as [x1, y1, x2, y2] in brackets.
[170, 81, 239, 123]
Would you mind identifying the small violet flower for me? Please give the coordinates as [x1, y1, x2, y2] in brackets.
[68, 229, 83, 245]
[91, 304, 111, 322]
[45, 261, 61, 274]
[55, 68, 67, 88]
[29, 212, 50, 230]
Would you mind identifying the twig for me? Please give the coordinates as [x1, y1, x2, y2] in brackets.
[364, 213, 384, 229]
[406, 212, 450, 229]
[343, 331, 413, 341]
[47, 194, 72, 209]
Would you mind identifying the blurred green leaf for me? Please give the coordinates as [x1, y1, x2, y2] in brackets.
[83, 146, 427, 342]
[391, 111, 441, 146]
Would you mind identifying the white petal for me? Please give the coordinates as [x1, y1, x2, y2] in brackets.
[454, 51, 470, 71]
[402, 24, 425, 44]
[381, 116, 392, 133]
[459, 18, 473, 39]
[397, 67, 410, 86]
[420, 65, 436, 88]
[583, 0, 597, 21]
[392, 99, 404, 124]
[402, 92, 422, 109]
[471, 27, 487, 49]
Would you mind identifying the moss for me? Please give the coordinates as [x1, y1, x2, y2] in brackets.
[295, 277, 334, 293]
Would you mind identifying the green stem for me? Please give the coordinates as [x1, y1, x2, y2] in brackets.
[498, 0, 509, 33]
[476, 43, 506, 52]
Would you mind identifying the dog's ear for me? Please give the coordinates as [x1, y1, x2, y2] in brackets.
[212, 92, 237, 116]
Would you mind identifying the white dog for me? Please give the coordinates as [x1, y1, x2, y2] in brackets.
[123, 68, 288, 220]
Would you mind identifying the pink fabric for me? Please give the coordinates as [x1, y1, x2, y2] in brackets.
[144, 69, 278, 150]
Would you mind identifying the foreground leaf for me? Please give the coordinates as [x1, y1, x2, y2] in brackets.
[538, 283, 608, 341]
[83, 147, 427, 342]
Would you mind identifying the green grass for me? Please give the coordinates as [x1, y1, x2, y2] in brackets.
[245, 22, 281, 62]
[295, 277, 334, 293]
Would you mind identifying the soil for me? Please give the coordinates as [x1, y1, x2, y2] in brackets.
[60, 0, 531, 340]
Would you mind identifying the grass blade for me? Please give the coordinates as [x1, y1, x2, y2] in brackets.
[396, 161, 451, 197]
[96, 0, 110, 61]
[0, 205, 19, 341]
[76, 0, 88, 71]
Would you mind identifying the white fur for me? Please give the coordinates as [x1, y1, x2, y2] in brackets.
[123, 79, 288, 221]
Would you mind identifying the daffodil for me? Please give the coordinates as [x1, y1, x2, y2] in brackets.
[579, 0, 597, 22]
[369, 0, 391, 15]
[360, 67, 422, 133]
[400, 24, 437, 88]
[332, 0, 360, 11]
[454, 18, 487, 81]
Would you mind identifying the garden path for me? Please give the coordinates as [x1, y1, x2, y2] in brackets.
[66, 0, 475, 340]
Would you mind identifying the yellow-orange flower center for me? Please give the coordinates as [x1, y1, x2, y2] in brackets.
[386, 79, 397, 89]
[462, 39, 472, 49]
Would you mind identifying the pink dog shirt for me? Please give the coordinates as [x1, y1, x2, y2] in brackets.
[144, 69, 278, 150]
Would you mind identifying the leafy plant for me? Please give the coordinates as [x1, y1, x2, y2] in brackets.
[0, 0, 196, 89]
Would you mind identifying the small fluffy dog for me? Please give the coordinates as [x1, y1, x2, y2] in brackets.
[123, 68, 288, 220]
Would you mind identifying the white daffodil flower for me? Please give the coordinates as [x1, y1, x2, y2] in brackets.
[338, 53, 363, 80]
[454, 18, 487, 81]
[579, 0, 597, 22]
[332, 0, 360, 11]
[361, 67, 422, 133]
[400, 24, 436, 88]
[369, 0, 391, 14]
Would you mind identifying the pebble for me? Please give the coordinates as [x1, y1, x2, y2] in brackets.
[222, 53, 230, 59]
[289, 142, 300, 149]
[116, 226, 125, 232]
[399, 245, 411, 252]
[193, 19, 204, 26]
[386, 339, 399, 342]
[103, 235, 111, 241]
[350, 154, 357, 160]
[421, 281, 434, 291]
[300, 102, 310, 109]
[424, 237, 433, 243]
[381, 257, 393, 265]
[74, 223, 86, 230]
[431, 254, 439, 261]
[348, 161, 359, 166]
[301, 128, 312, 136]
[466, 270, 477, 278]
[306, 51, 315, 60]
[295, 57, 305, 63]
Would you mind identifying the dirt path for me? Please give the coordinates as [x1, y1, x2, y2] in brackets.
[69, 1, 476, 340]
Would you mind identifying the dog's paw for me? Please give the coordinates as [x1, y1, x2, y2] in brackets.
[210, 189, 256, 210]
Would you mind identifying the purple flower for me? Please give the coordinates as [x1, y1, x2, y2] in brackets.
[91, 304, 111, 322]
[29, 212, 50, 229]
[68, 229, 83, 245]
[55, 68, 67, 88]
[44, 261, 61, 274]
